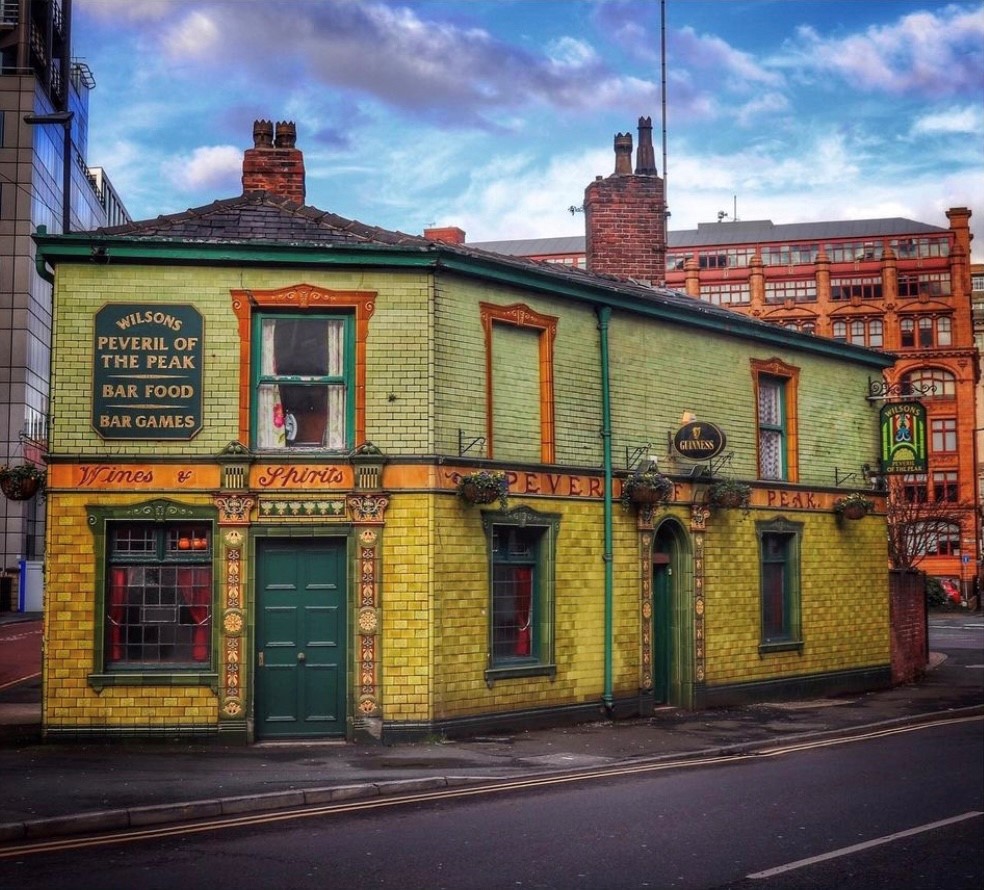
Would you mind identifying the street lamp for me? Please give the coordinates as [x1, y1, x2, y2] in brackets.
[23, 110, 75, 235]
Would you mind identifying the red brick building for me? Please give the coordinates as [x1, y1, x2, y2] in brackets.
[462, 120, 979, 595]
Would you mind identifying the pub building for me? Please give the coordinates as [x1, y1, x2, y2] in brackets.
[34, 121, 895, 742]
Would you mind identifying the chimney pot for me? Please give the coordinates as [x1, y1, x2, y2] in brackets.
[274, 121, 297, 148]
[253, 120, 274, 148]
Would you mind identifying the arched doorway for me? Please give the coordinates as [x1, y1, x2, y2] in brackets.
[650, 518, 693, 708]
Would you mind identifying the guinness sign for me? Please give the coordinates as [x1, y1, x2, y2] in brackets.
[673, 421, 727, 460]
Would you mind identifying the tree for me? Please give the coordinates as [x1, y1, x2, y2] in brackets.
[883, 474, 971, 571]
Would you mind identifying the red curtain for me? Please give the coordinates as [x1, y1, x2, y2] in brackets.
[107, 568, 127, 661]
[514, 567, 532, 656]
[179, 568, 211, 662]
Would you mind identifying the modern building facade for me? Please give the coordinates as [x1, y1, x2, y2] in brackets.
[35, 122, 897, 742]
[467, 123, 978, 597]
[0, 0, 129, 598]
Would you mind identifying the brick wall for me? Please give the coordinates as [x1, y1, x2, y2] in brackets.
[584, 173, 666, 285]
[889, 569, 928, 684]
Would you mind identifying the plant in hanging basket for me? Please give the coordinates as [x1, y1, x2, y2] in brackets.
[456, 470, 509, 508]
[706, 479, 752, 511]
[620, 470, 674, 512]
[834, 492, 874, 520]
[0, 463, 46, 500]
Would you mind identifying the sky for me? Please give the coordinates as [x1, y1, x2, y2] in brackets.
[74, 0, 984, 259]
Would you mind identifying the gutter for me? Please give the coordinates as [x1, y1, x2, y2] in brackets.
[596, 306, 615, 715]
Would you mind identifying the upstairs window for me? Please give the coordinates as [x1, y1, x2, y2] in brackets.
[898, 273, 951, 298]
[932, 471, 958, 503]
[902, 473, 928, 504]
[831, 277, 882, 301]
[699, 281, 751, 306]
[764, 279, 816, 303]
[253, 314, 352, 450]
[902, 368, 956, 398]
[930, 418, 957, 454]
[900, 315, 951, 349]
[751, 359, 799, 483]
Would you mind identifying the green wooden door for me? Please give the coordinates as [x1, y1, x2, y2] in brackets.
[256, 538, 347, 739]
[652, 554, 671, 704]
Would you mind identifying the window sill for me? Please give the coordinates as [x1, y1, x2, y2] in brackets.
[484, 663, 556, 687]
[88, 671, 219, 692]
[758, 641, 803, 655]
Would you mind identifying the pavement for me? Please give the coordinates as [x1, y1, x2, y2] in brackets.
[0, 609, 981, 846]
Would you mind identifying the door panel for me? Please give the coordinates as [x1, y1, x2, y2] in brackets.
[256, 539, 346, 738]
[653, 560, 670, 704]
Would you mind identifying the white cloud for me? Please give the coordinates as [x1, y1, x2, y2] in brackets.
[162, 145, 243, 192]
[912, 105, 984, 136]
[161, 10, 221, 59]
[782, 5, 984, 98]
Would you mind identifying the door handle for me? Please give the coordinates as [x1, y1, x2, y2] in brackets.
[258, 651, 264, 667]
[297, 651, 306, 662]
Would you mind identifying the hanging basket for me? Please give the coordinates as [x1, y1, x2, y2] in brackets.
[630, 486, 668, 505]
[620, 472, 674, 512]
[0, 466, 44, 501]
[456, 471, 509, 508]
[840, 503, 868, 520]
[459, 481, 500, 505]
[834, 494, 874, 521]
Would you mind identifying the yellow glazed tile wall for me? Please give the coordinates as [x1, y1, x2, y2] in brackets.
[43, 493, 218, 730]
[403, 494, 645, 721]
[701, 508, 890, 686]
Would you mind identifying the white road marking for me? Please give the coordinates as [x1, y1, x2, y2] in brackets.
[747, 811, 984, 879]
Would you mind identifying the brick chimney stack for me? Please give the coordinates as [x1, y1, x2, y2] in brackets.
[584, 116, 666, 286]
[242, 119, 306, 204]
[423, 226, 466, 244]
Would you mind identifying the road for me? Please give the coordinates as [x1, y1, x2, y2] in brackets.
[0, 619, 40, 689]
[1, 716, 980, 889]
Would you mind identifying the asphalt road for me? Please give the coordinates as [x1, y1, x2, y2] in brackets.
[0, 620, 40, 689]
[2, 714, 980, 889]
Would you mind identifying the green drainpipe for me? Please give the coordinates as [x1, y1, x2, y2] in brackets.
[596, 306, 614, 715]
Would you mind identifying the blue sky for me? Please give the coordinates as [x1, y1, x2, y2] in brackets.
[75, 0, 984, 259]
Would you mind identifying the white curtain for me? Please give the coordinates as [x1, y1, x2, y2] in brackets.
[257, 319, 284, 448]
[324, 320, 345, 449]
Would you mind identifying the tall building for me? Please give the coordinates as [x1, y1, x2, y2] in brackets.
[0, 0, 130, 594]
[972, 262, 984, 555]
[464, 121, 979, 596]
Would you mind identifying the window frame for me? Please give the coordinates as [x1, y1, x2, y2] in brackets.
[480, 302, 558, 463]
[250, 312, 354, 451]
[482, 506, 559, 683]
[751, 358, 800, 483]
[230, 284, 375, 449]
[756, 517, 803, 652]
[87, 500, 218, 690]
[930, 417, 958, 454]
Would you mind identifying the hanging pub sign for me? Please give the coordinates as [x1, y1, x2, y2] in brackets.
[672, 421, 727, 460]
[880, 401, 927, 474]
[92, 304, 204, 440]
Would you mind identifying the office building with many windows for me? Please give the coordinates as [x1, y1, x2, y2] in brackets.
[0, 0, 129, 604]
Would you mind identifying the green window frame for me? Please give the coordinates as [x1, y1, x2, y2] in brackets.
[757, 518, 803, 652]
[87, 500, 218, 690]
[482, 506, 559, 683]
[251, 312, 355, 451]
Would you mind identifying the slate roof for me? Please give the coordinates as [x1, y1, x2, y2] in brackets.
[468, 217, 948, 256]
[94, 191, 433, 248]
[56, 189, 890, 368]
